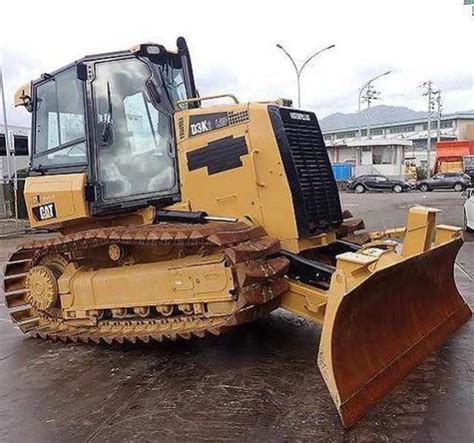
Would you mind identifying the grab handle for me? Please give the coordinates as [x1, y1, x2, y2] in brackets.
[251, 149, 266, 188]
[176, 94, 239, 109]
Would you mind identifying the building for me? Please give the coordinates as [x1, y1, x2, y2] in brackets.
[322, 111, 474, 169]
[327, 139, 412, 179]
[0, 124, 30, 179]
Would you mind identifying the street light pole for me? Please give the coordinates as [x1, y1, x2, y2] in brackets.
[358, 88, 363, 140]
[276, 43, 336, 108]
[363, 83, 381, 140]
[0, 52, 11, 181]
[436, 90, 442, 143]
[357, 70, 391, 140]
[367, 88, 372, 139]
[427, 87, 432, 177]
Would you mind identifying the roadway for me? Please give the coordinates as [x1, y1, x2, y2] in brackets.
[0, 191, 472, 441]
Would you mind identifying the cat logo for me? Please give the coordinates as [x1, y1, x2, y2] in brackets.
[32, 203, 57, 222]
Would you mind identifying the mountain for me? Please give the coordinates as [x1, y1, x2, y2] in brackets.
[319, 105, 429, 131]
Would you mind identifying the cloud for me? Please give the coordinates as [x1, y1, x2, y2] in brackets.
[195, 65, 239, 97]
[1, 50, 42, 125]
[0, 0, 472, 127]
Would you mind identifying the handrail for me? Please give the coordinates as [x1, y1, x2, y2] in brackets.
[251, 150, 266, 188]
[176, 94, 239, 109]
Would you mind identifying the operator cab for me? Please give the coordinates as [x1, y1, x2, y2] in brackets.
[16, 38, 198, 215]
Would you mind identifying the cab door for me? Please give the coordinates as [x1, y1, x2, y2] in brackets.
[89, 56, 180, 215]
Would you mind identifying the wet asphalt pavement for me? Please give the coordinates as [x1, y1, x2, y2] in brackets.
[0, 191, 473, 442]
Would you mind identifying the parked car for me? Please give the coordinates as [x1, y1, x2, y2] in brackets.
[416, 172, 472, 192]
[347, 174, 411, 193]
[464, 188, 474, 232]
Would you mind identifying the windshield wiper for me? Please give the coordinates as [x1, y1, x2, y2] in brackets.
[101, 81, 113, 146]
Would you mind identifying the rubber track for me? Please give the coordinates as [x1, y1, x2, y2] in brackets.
[3, 222, 289, 344]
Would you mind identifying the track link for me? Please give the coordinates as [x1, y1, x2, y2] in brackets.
[3, 222, 289, 344]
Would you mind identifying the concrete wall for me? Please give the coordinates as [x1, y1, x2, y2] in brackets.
[1, 124, 31, 179]
[328, 144, 408, 178]
[405, 151, 436, 168]
[337, 147, 356, 163]
[457, 120, 474, 140]
[0, 156, 29, 178]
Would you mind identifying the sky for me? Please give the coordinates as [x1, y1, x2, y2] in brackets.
[1, 0, 473, 126]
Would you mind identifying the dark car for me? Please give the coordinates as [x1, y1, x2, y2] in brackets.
[347, 174, 410, 193]
[416, 172, 472, 192]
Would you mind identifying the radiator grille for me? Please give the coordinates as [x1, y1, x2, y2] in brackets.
[273, 108, 342, 235]
[228, 110, 249, 125]
[178, 117, 185, 140]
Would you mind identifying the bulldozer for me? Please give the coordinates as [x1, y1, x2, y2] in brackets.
[4, 37, 471, 428]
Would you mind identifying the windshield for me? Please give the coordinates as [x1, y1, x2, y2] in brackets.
[33, 67, 87, 168]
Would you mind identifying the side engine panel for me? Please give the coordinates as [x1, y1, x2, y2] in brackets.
[24, 173, 90, 228]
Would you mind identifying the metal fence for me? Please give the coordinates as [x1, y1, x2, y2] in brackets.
[0, 177, 28, 236]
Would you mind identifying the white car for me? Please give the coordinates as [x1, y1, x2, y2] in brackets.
[464, 188, 474, 232]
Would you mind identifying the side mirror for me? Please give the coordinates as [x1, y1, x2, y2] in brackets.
[14, 82, 33, 112]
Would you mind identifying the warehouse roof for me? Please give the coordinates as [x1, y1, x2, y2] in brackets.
[322, 111, 474, 134]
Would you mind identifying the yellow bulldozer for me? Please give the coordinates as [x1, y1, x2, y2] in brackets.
[4, 38, 471, 427]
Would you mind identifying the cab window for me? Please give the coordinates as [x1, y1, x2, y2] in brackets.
[33, 67, 87, 168]
[166, 68, 188, 103]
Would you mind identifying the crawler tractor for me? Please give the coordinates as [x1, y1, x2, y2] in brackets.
[4, 38, 471, 427]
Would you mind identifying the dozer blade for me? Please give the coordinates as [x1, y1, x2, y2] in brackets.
[318, 237, 471, 428]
